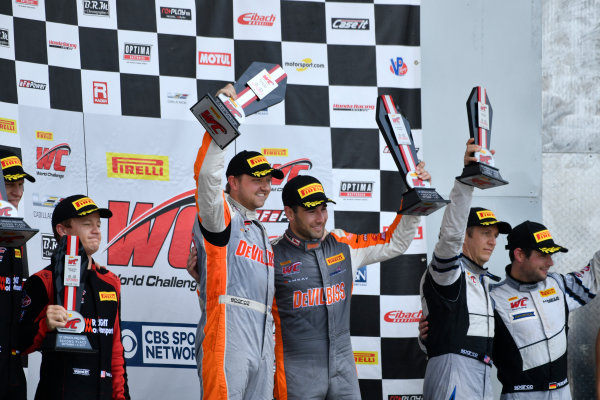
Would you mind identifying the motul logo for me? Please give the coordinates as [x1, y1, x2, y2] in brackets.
[36, 143, 71, 172]
[19, 80, 46, 90]
[270, 159, 312, 190]
[238, 13, 276, 26]
[93, 81, 108, 104]
[198, 52, 231, 66]
[384, 310, 422, 323]
[124, 43, 151, 61]
[106, 191, 196, 269]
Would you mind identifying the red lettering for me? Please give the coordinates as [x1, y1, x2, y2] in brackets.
[235, 240, 248, 256]
[36, 147, 55, 170]
[64, 318, 81, 329]
[271, 159, 312, 186]
[293, 291, 301, 308]
[479, 155, 492, 164]
[0, 208, 12, 217]
[412, 178, 426, 187]
[167, 206, 195, 269]
[200, 110, 226, 134]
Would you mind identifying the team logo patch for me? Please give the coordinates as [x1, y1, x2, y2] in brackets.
[534, 229, 552, 243]
[99, 291, 117, 301]
[298, 183, 324, 199]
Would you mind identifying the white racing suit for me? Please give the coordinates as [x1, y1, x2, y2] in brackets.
[420, 180, 496, 400]
[491, 253, 600, 400]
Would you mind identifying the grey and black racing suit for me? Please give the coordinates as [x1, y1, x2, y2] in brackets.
[272, 213, 420, 400]
[490, 254, 600, 400]
[420, 180, 496, 400]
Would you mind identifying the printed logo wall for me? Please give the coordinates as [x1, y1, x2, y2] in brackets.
[1, 0, 425, 398]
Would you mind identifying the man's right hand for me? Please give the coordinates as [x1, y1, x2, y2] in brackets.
[45, 305, 68, 331]
[419, 314, 429, 341]
[464, 137, 496, 166]
[216, 84, 237, 100]
[187, 243, 200, 283]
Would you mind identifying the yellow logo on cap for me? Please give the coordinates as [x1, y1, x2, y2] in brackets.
[539, 246, 561, 254]
[1, 156, 21, 169]
[534, 229, 552, 243]
[247, 155, 268, 168]
[72, 197, 96, 211]
[476, 210, 496, 220]
[298, 183, 324, 199]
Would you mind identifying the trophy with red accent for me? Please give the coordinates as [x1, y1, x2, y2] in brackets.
[44, 235, 95, 352]
[457, 86, 508, 188]
[0, 165, 38, 247]
[376, 95, 449, 215]
[190, 62, 287, 149]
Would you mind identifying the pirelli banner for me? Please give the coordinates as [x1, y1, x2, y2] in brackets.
[0, 0, 426, 398]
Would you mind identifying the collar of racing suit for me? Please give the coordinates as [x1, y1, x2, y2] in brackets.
[226, 194, 258, 221]
[461, 253, 501, 282]
[283, 228, 326, 252]
[504, 264, 542, 291]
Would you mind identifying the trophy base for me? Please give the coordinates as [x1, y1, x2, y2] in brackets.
[0, 217, 39, 247]
[457, 163, 508, 189]
[398, 188, 450, 216]
[43, 332, 96, 353]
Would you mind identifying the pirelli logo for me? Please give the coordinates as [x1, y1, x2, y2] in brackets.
[0, 118, 16, 134]
[476, 210, 495, 220]
[298, 183, 324, 199]
[36, 130, 53, 141]
[539, 288, 556, 297]
[73, 197, 96, 210]
[354, 351, 378, 365]
[107, 153, 169, 181]
[326, 252, 345, 265]
[1, 156, 21, 169]
[247, 155, 268, 168]
[99, 291, 117, 301]
[15, 249, 21, 258]
[534, 229, 552, 243]
[261, 148, 288, 157]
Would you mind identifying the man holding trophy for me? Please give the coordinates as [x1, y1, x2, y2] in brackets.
[0, 149, 35, 400]
[19, 195, 129, 400]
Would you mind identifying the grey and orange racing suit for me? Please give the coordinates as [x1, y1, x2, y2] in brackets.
[272, 213, 420, 400]
[193, 132, 274, 400]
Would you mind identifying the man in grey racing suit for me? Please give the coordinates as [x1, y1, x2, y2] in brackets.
[271, 169, 428, 400]
[491, 220, 600, 400]
[419, 139, 511, 400]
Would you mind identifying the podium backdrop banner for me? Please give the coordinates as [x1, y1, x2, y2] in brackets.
[0, 1, 426, 398]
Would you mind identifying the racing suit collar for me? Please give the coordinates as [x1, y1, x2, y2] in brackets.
[462, 253, 501, 282]
[226, 194, 258, 221]
[283, 228, 323, 251]
[504, 264, 541, 291]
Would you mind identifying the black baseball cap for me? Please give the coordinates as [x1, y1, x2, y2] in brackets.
[52, 195, 112, 238]
[467, 207, 511, 234]
[506, 220, 568, 254]
[225, 150, 283, 179]
[0, 149, 35, 182]
[282, 175, 336, 209]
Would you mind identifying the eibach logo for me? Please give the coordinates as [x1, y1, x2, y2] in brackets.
[237, 13, 276, 26]
[19, 80, 46, 90]
[198, 52, 231, 66]
[93, 81, 108, 104]
[390, 57, 408, 76]
[0, 118, 16, 134]
[123, 43, 151, 62]
[106, 190, 196, 269]
[384, 309, 422, 323]
[270, 159, 312, 191]
[36, 143, 71, 172]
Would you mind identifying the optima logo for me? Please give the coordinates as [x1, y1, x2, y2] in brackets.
[198, 52, 231, 66]
[0, 118, 16, 134]
[340, 182, 373, 198]
[237, 13, 276, 26]
[331, 18, 369, 30]
[107, 153, 169, 181]
[353, 351, 378, 365]
[124, 44, 151, 62]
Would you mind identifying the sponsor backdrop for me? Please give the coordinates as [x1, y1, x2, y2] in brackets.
[0, 0, 426, 398]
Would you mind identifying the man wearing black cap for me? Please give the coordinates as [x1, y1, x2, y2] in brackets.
[490, 221, 599, 399]
[271, 165, 429, 399]
[419, 139, 511, 400]
[189, 85, 284, 400]
[19, 195, 129, 400]
[0, 149, 35, 400]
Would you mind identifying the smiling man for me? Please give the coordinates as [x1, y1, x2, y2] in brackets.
[271, 169, 428, 400]
[490, 221, 600, 400]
